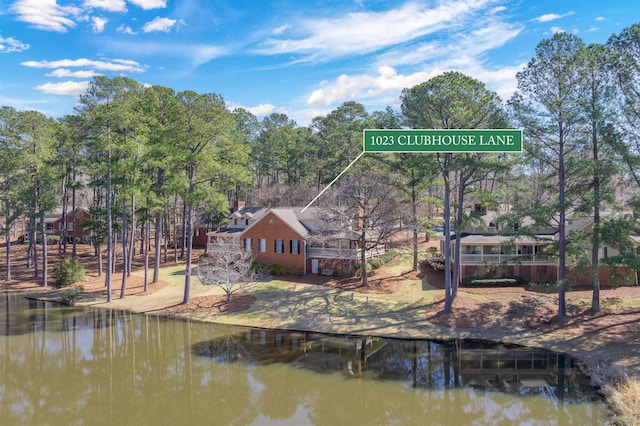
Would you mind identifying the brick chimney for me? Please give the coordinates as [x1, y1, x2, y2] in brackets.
[232, 200, 246, 212]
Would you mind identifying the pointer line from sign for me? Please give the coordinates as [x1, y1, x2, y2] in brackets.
[301, 150, 366, 213]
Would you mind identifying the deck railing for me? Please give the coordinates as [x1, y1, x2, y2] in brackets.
[308, 245, 385, 260]
[208, 241, 386, 260]
[460, 253, 554, 264]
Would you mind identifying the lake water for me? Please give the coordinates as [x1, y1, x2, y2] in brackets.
[1, 292, 608, 425]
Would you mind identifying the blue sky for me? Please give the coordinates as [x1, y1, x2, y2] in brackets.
[1, 0, 639, 126]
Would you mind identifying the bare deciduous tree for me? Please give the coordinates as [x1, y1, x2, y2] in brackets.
[196, 248, 258, 304]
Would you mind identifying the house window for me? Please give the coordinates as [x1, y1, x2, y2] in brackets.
[195, 228, 200, 237]
[244, 238, 252, 252]
[603, 247, 608, 259]
[245, 219, 249, 226]
[275, 239, 284, 254]
[233, 219, 238, 226]
[290, 240, 300, 254]
[258, 239, 266, 253]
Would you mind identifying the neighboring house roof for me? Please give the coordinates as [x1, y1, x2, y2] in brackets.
[456, 234, 553, 245]
[458, 210, 637, 245]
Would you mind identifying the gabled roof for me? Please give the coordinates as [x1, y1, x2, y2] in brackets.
[211, 205, 357, 240]
[270, 208, 310, 239]
[230, 206, 266, 220]
[220, 207, 269, 235]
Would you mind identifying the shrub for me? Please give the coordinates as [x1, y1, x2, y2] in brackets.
[251, 262, 303, 276]
[368, 258, 384, 270]
[58, 285, 85, 306]
[52, 257, 85, 288]
[529, 279, 571, 294]
[380, 250, 397, 264]
[462, 276, 524, 287]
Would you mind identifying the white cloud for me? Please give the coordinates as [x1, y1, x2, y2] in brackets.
[0, 36, 30, 53]
[374, 20, 521, 69]
[117, 25, 137, 35]
[272, 24, 291, 35]
[83, 0, 126, 12]
[595, 17, 606, 22]
[490, 6, 507, 14]
[244, 103, 277, 116]
[532, 11, 575, 23]
[22, 58, 146, 73]
[306, 60, 524, 109]
[297, 3, 524, 110]
[106, 40, 227, 66]
[11, 0, 82, 32]
[551, 26, 565, 34]
[46, 69, 100, 78]
[256, 0, 498, 62]
[142, 16, 178, 33]
[307, 66, 434, 106]
[35, 81, 91, 96]
[91, 17, 108, 33]
[129, 0, 167, 9]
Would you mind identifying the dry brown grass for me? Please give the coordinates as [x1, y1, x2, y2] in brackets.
[606, 376, 640, 426]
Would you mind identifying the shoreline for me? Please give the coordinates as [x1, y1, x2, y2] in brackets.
[5, 262, 640, 424]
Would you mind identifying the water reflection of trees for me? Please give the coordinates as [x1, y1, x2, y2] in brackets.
[191, 330, 598, 401]
[1, 296, 262, 425]
[1, 295, 606, 425]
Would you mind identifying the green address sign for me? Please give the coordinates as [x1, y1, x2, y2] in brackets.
[363, 129, 522, 153]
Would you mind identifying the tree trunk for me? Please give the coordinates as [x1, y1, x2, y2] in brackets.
[4, 211, 11, 281]
[127, 194, 135, 277]
[360, 228, 368, 287]
[558, 135, 567, 319]
[105, 147, 113, 303]
[153, 210, 161, 283]
[173, 194, 178, 263]
[453, 172, 465, 298]
[71, 150, 78, 258]
[144, 200, 150, 292]
[97, 243, 103, 277]
[411, 178, 418, 271]
[61, 170, 69, 256]
[180, 198, 187, 260]
[183, 166, 195, 305]
[120, 192, 128, 299]
[40, 213, 48, 287]
[440, 154, 453, 314]
[591, 121, 601, 312]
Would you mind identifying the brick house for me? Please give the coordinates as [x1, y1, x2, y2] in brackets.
[447, 209, 638, 286]
[51, 207, 92, 243]
[207, 205, 385, 276]
[34, 207, 91, 243]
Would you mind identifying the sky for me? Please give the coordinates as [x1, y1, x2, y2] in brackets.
[0, 0, 639, 126]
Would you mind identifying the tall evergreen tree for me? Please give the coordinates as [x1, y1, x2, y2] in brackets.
[78, 76, 145, 302]
[174, 91, 241, 304]
[0, 106, 23, 281]
[509, 33, 587, 319]
[18, 110, 60, 286]
[401, 71, 509, 313]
